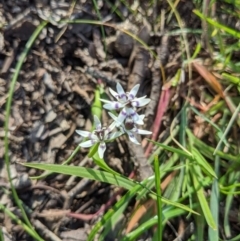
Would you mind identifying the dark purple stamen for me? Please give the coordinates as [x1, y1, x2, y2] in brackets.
[130, 112, 136, 117]
[129, 94, 134, 99]
[114, 103, 119, 109]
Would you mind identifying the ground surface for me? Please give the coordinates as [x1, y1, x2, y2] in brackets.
[1, 1, 240, 241]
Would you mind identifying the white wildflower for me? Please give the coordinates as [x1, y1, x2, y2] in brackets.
[76, 115, 122, 159]
[108, 112, 152, 144]
[100, 83, 150, 124]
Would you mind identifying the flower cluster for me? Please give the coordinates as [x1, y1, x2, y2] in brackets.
[76, 83, 151, 158]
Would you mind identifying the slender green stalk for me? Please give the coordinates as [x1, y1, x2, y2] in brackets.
[214, 103, 240, 154]
[4, 21, 47, 241]
[0, 203, 43, 241]
[154, 156, 162, 241]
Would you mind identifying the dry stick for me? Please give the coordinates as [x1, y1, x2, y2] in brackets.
[127, 44, 152, 180]
[67, 188, 122, 221]
[143, 48, 162, 132]
[33, 219, 62, 241]
[172, 222, 195, 241]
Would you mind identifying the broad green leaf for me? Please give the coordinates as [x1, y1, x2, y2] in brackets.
[22, 163, 135, 190]
[23, 163, 198, 216]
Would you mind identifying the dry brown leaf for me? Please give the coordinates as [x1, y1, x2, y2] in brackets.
[193, 61, 224, 98]
[125, 199, 154, 234]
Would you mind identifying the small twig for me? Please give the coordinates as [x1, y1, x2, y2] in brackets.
[33, 219, 62, 241]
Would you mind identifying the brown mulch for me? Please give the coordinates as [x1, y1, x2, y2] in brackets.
[1, 1, 238, 241]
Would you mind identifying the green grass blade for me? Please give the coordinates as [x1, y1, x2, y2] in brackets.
[4, 20, 47, 240]
[24, 162, 198, 215]
[192, 169, 216, 230]
[186, 129, 240, 163]
[0, 203, 44, 241]
[121, 204, 193, 241]
[22, 163, 135, 190]
[92, 151, 121, 176]
[192, 147, 217, 178]
[214, 103, 240, 154]
[208, 156, 220, 240]
[193, 10, 240, 38]
[224, 171, 240, 238]
[154, 156, 163, 241]
[88, 184, 143, 241]
[31, 145, 81, 180]
[147, 139, 193, 158]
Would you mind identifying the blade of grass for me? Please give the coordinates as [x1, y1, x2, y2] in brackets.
[0, 203, 43, 241]
[147, 139, 193, 159]
[192, 167, 216, 230]
[214, 103, 240, 154]
[186, 129, 240, 163]
[87, 181, 150, 241]
[224, 171, 240, 238]
[4, 20, 47, 241]
[193, 10, 240, 38]
[208, 155, 220, 240]
[154, 156, 163, 241]
[192, 147, 217, 179]
[166, 0, 192, 80]
[24, 162, 198, 215]
[121, 203, 196, 241]
[22, 163, 135, 190]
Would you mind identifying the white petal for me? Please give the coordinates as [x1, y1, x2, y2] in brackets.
[98, 142, 106, 159]
[134, 114, 145, 125]
[116, 82, 125, 96]
[128, 84, 140, 100]
[116, 82, 127, 101]
[79, 140, 95, 148]
[131, 98, 151, 107]
[136, 129, 152, 135]
[108, 112, 122, 127]
[139, 114, 145, 121]
[103, 102, 124, 110]
[99, 98, 112, 104]
[108, 121, 116, 132]
[75, 130, 92, 138]
[134, 117, 144, 125]
[109, 131, 123, 140]
[108, 112, 118, 122]
[127, 131, 140, 144]
[117, 108, 128, 124]
[94, 115, 102, 130]
[109, 87, 119, 98]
